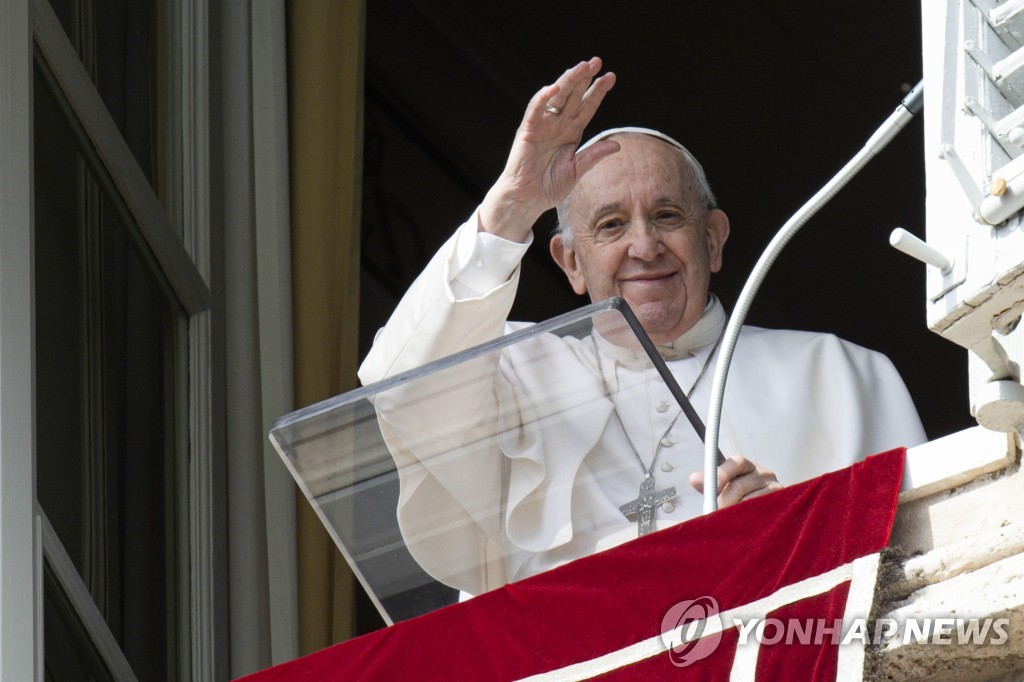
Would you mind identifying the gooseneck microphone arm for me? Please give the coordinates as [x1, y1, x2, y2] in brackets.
[702, 81, 925, 514]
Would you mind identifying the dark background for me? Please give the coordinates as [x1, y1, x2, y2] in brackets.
[359, 1, 971, 441]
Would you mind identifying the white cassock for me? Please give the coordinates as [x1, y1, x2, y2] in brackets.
[359, 212, 927, 596]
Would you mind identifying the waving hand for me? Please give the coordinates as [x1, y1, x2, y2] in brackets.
[479, 57, 618, 242]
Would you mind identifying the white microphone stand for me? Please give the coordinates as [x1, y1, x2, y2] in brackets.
[702, 82, 924, 514]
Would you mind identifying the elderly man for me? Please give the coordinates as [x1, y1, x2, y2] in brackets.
[359, 58, 925, 595]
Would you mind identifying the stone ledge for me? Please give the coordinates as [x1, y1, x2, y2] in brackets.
[871, 552, 1024, 681]
[871, 428, 1024, 680]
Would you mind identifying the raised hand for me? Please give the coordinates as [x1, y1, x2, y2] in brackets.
[478, 57, 618, 242]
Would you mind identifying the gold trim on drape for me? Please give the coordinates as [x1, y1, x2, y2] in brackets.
[286, 0, 365, 654]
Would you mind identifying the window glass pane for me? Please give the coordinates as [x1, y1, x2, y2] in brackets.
[43, 561, 116, 682]
[46, 0, 163, 190]
[34, 59, 180, 680]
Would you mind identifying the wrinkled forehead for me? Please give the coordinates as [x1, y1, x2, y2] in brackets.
[570, 131, 700, 212]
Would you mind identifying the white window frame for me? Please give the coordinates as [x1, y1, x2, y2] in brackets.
[0, 0, 40, 678]
[1, 0, 297, 676]
[6, 0, 222, 678]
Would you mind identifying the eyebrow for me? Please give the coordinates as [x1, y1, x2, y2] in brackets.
[588, 196, 692, 221]
[653, 196, 690, 210]
[589, 202, 623, 220]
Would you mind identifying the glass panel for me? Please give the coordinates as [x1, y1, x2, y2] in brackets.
[271, 299, 715, 624]
[34, 59, 180, 680]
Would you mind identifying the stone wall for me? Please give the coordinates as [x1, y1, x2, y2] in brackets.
[870, 428, 1023, 680]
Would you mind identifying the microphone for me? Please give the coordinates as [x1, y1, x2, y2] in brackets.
[701, 81, 925, 514]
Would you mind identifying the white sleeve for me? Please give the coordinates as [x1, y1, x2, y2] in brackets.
[450, 211, 532, 300]
[358, 209, 530, 384]
[358, 208, 535, 595]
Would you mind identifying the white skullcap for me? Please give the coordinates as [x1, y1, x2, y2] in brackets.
[576, 126, 688, 154]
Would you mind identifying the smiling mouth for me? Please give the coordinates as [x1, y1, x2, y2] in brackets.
[623, 272, 676, 284]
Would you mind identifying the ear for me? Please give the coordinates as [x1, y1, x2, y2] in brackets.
[706, 209, 730, 273]
[550, 234, 588, 295]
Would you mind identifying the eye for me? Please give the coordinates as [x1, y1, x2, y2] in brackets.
[593, 218, 628, 236]
[654, 210, 685, 225]
[598, 218, 625, 230]
[589, 218, 627, 242]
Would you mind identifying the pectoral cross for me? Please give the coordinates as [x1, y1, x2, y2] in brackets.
[619, 474, 676, 536]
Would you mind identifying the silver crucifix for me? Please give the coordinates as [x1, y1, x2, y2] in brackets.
[619, 474, 676, 536]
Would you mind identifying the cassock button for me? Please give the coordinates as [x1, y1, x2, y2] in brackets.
[655, 401, 670, 413]
[660, 436, 674, 447]
[663, 502, 675, 513]
[660, 461, 674, 472]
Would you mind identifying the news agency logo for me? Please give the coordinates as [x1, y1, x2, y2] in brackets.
[660, 596, 723, 667]
[660, 595, 1010, 668]
[728, 615, 1010, 648]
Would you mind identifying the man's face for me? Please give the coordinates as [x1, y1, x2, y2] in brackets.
[550, 135, 730, 345]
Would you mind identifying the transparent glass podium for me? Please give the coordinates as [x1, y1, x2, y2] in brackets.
[269, 298, 718, 625]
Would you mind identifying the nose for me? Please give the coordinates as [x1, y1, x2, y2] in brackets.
[625, 219, 663, 261]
